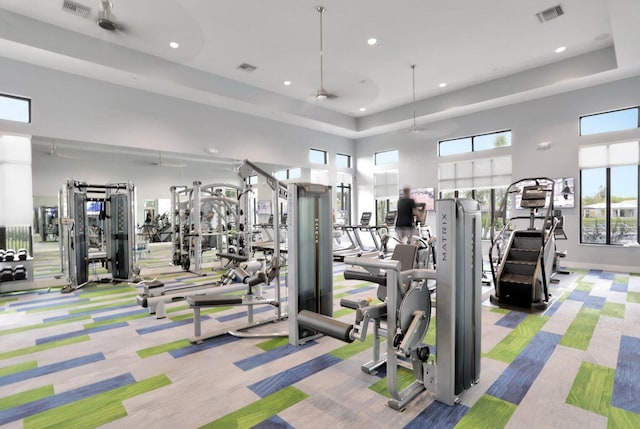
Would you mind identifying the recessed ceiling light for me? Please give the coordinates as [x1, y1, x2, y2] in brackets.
[283, 80, 292, 86]
[205, 148, 219, 155]
[367, 38, 377, 46]
[359, 107, 367, 112]
[555, 46, 566, 53]
[169, 41, 179, 49]
[439, 82, 447, 88]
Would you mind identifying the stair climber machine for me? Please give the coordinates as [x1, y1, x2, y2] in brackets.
[296, 199, 482, 411]
[489, 178, 558, 309]
[59, 179, 139, 293]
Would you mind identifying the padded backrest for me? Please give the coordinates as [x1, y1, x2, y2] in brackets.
[377, 244, 418, 301]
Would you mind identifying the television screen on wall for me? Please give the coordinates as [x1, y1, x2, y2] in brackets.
[399, 187, 435, 211]
[553, 177, 575, 209]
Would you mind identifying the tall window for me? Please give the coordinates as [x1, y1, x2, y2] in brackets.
[374, 170, 398, 224]
[438, 187, 506, 239]
[309, 148, 327, 164]
[579, 142, 639, 245]
[336, 153, 351, 168]
[375, 149, 399, 165]
[0, 94, 31, 123]
[439, 130, 511, 157]
[580, 107, 639, 136]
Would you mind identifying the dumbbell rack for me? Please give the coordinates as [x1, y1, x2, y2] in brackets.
[0, 250, 35, 293]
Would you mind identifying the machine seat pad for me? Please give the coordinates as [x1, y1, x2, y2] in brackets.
[344, 267, 386, 286]
[297, 310, 354, 343]
[143, 279, 164, 289]
[187, 296, 243, 307]
[217, 253, 249, 263]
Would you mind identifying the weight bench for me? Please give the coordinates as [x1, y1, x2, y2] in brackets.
[187, 293, 278, 343]
[216, 252, 248, 267]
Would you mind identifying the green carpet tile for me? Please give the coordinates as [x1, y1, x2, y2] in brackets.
[257, 337, 290, 352]
[137, 339, 192, 359]
[0, 335, 90, 361]
[332, 307, 355, 318]
[329, 334, 377, 360]
[566, 361, 615, 416]
[0, 360, 38, 377]
[608, 407, 640, 429]
[491, 308, 511, 315]
[0, 297, 18, 305]
[0, 315, 91, 336]
[627, 291, 640, 303]
[68, 300, 137, 314]
[484, 315, 548, 363]
[560, 307, 600, 350]
[613, 274, 629, 284]
[169, 306, 232, 322]
[200, 386, 308, 429]
[602, 302, 626, 318]
[23, 374, 171, 429]
[455, 394, 517, 429]
[368, 366, 416, 398]
[83, 312, 149, 329]
[575, 281, 595, 292]
[0, 385, 55, 412]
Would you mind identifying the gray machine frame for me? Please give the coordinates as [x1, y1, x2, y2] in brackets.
[59, 179, 137, 292]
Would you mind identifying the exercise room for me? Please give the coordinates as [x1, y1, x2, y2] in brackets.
[1, 1, 639, 428]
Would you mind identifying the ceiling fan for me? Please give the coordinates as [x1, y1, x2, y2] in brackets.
[96, 0, 128, 32]
[408, 64, 424, 133]
[314, 6, 337, 100]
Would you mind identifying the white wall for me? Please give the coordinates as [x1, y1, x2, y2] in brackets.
[0, 133, 32, 225]
[355, 75, 640, 271]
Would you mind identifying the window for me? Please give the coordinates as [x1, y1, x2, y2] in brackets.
[0, 94, 31, 123]
[248, 175, 258, 185]
[579, 142, 639, 245]
[439, 130, 511, 157]
[309, 148, 327, 164]
[274, 168, 301, 181]
[310, 169, 329, 185]
[438, 187, 506, 239]
[438, 156, 512, 191]
[374, 170, 398, 224]
[336, 153, 351, 168]
[580, 107, 639, 136]
[375, 149, 399, 165]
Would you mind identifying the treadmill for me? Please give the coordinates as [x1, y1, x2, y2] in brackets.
[333, 212, 378, 261]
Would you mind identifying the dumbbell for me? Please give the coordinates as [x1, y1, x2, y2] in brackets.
[17, 248, 28, 261]
[0, 267, 13, 282]
[3, 249, 16, 262]
[13, 265, 27, 280]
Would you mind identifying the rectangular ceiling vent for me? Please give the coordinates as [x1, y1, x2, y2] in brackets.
[62, 1, 92, 19]
[236, 63, 257, 72]
[536, 5, 564, 23]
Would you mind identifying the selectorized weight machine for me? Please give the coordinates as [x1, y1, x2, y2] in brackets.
[297, 198, 482, 410]
[59, 179, 138, 293]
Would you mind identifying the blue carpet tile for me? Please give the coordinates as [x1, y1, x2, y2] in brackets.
[612, 335, 640, 414]
[7, 295, 86, 307]
[248, 354, 342, 398]
[599, 272, 615, 280]
[169, 334, 241, 358]
[0, 352, 105, 386]
[344, 285, 376, 295]
[583, 295, 606, 310]
[136, 317, 211, 335]
[610, 282, 629, 293]
[496, 311, 528, 329]
[74, 285, 135, 295]
[215, 305, 275, 323]
[0, 373, 136, 425]
[404, 400, 469, 429]
[92, 308, 148, 322]
[567, 290, 589, 302]
[35, 322, 129, 345]
[543, 299, 563, 318]
[234, 341, 317, 371]
[47, 303, 138, 320]
[9, 298, 91, 311]
[251, 415, 295, 429]
[588, 269, 603, 275]
[486, 331, 561, 405]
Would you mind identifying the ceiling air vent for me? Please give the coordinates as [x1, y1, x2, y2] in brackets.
[536, 5, 564, 23]
[62, 0, 92, 19]
[236, 63, 257, 72]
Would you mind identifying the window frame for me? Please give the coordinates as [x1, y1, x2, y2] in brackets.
[0, 93, 31, 123]
[438, 129, 511, 157]
[374, 149, 399, 166]
[309, 148, 328, 165]
[579, 106, 640, 136]
[336, 153, 352, 168]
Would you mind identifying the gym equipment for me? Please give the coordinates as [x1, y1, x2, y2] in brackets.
[59, 179, 138, 292]
[489, 178, 558, 309]
[333, 212, 380, 261]
[0, 267, 13, 282]
[297, 198, 482, 410]
[38, 206, 59, 242]
[12, 265, 27, 280]
[4, 249, 15, 262]
[288, 182, 334, 345]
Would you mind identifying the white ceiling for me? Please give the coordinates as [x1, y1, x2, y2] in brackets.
[1, 0, 639, 138]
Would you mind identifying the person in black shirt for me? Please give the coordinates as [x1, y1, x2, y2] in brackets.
[396, 186, 418, 243]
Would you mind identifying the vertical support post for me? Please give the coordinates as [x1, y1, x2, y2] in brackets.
[193, 181, 202, 274]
